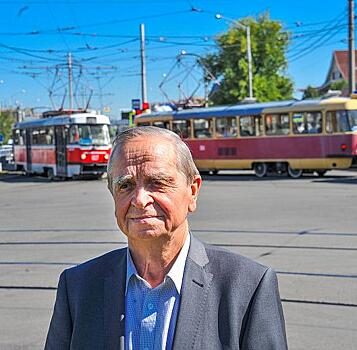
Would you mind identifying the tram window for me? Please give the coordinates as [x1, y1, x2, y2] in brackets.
[265, 114, 290, 135]
[13, 129, 19, 145]
[14, 129, 25, 145]
[336, 111, 351, 132]
[69, 125, 80, 144]
[255, 116, 263, 136]
[37, 127, 54, 145]
[46, 128, 54, 144]
[347, 110, 357, 131]
[137, 122, 150, 126]
[326, 111, 350, 133]
[239, 116, 256, 136]
[292, 113, 307, 134]
[172, 120, 191, 139]
[325, 112, 334, 133]
[215, 117, 237, 138]
[193, 119, 213, 138]
[153, 121, 170, 129]
[306, 112, 322, 134]
[31, 129, 40, 144]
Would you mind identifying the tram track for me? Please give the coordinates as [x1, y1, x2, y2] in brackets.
[0, 260, 356, 280]
[0, 285, 356, 308]
[0, 241, 356, 252]
[1, 228, 357, 237]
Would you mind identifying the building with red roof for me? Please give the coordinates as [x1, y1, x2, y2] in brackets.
[319, 50, 357, 94]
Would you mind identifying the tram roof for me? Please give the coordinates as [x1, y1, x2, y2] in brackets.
[174, 100, 296, 119]
[139, 100, 296, 121]
[14, 112, 110, 128]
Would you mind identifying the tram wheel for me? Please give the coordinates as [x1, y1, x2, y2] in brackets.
[253, 163, 268, 178]
[316, 170, 327, 177]
[46, 168, 55, 180]
[287, 166, 303, 178]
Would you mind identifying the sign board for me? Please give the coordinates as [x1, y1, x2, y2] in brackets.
[131, 99, 141, 110]
[0, 134, 3, 144]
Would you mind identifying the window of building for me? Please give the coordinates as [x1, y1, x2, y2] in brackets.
[215, 117, 237, 138]
[193, 118, 213, 138]
[265, 114, 290, 135]
[172, 120, 191, 139]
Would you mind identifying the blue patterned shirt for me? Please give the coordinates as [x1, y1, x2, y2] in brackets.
[125, 234, 190, 350]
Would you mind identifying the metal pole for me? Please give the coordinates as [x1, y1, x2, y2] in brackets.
[348, 0, 355, 94]
[140, 24, 148, 104]
[68, 52, 73, 110]
[246, 26, 253, 99]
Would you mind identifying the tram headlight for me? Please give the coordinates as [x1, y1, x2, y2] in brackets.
[104, 153, 109, 160]
[80, 153, 87, 160]
[340, 144, 348, 151]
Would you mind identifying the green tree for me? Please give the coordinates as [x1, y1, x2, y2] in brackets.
[302, 80, 348, 99]
[0, 110, 15, 143]
[329, 79, 348, 91]
[203, 12, 293, 105]
[302, 85, 321, 99]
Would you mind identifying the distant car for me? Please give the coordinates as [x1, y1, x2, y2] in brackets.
[0, 144, 14, 163]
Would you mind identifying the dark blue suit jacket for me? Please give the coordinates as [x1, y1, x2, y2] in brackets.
[45, 236, 288, 349]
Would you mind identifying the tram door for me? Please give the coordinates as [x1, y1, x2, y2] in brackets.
[55, 126, 67, 177]
[25, 129, 32, 172]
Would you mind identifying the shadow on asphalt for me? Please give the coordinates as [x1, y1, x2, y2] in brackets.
[0, 172, 50, 183]
[312, 177, 357, 185]
[0, 172, 104, 184]
[1, 171, 356, 184]
[200, 173, 354, 182]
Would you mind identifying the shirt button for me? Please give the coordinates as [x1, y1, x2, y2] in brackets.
[148, 303, 154, 310]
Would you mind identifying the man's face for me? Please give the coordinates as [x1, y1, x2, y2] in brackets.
[110, 136, 201, 243]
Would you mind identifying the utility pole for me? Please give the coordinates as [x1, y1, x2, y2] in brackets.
[348, 0, 355, 94]
[67, 52, 73, 110]
[140, 24, 148, 106]
[246, 26, 253, 100]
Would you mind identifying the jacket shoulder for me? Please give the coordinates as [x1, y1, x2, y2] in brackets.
[203, 242, 270, 286]
[62, 247, 127, 281]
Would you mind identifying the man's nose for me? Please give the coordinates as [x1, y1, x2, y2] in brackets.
[131, 186, 153, 208]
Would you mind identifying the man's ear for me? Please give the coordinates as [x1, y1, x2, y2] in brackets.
[188, 175, 202, 213]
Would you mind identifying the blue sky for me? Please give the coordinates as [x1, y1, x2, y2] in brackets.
[0, 0, 350, 116]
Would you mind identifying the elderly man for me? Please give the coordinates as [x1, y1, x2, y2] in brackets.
[45, 126, 288, 350]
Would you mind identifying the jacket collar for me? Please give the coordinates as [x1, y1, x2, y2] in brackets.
[102, 235, 212, 350]
[103, 248, 127, 350]
[172, 235, 213, 349]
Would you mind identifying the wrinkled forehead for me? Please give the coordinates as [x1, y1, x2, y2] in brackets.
[113, 136, 178, 171]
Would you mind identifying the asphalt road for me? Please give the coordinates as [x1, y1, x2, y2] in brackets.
[0, 170, 356, 349]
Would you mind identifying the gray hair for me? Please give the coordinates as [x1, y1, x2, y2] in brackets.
[107, 126, 199, 193]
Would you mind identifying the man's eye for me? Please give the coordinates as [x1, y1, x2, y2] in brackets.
[118, 182, 132, 191]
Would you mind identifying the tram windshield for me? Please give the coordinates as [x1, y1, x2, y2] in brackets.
[69, 124, 110, 146]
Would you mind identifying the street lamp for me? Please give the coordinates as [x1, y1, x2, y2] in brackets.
[215, 13, 254, 101]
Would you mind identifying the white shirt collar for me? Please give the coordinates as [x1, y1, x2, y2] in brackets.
[126, 233, 190, 294]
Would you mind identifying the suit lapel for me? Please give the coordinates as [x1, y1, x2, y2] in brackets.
[104, 248, 127, 350]
[173, 236, 213, 350]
